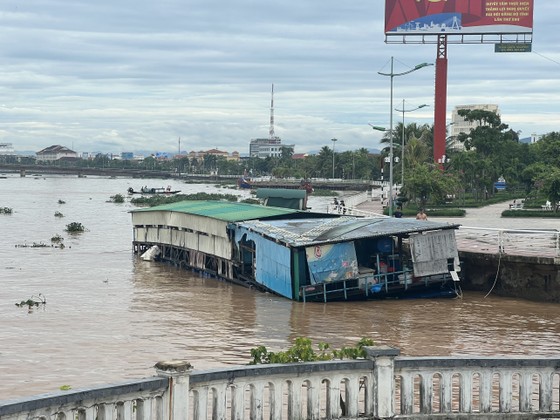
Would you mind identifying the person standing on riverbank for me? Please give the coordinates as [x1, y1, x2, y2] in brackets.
[416, 209, 427, 220]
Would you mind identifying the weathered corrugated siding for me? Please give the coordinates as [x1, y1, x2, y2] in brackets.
[234, 226, 293, 298]
[132, 211, 228, 239]
[409, 229, 460, 276]
[132, 211, 232, 259]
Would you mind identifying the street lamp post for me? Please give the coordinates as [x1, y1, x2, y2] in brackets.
[331, 138, 337, 179]
[378, 57, 433, 216]
[394, 100, 429, 184]
[368, 124, 390, 209]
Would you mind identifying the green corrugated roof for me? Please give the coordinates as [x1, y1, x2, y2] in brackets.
[130, 200, 299, 222]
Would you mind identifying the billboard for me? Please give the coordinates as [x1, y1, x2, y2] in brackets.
[385, 0, 534, 36]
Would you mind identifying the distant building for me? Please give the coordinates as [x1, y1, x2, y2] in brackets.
[519, 133, 541, 144]
[36, 145, 78, 162]
[249, 138, 295, 158]
[249, 84, 295, 158]
[188, 149, 240, 161]
[0, 143, 15, 156]
[449, 104, 500, 150]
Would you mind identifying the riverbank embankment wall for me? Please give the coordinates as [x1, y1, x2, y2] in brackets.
[459, 251, 560, 302]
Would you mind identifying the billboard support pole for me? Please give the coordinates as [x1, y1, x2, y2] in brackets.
[434, 35, 448, 169]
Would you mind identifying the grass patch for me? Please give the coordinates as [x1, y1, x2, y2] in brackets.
[131, 192, 240, 207]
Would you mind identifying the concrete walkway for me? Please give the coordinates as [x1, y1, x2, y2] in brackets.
[355, 199, 559, 231]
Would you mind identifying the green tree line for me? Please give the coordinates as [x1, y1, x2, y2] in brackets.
[4, 109, 559, 208]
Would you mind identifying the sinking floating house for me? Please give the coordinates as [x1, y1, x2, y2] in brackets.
[131, 201, 461, 302]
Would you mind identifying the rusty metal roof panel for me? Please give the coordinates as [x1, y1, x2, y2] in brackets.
[237, 216, 461, 247]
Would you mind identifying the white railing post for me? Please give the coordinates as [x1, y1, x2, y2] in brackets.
[155, 360, 193, 420]
[498, 230, 505, 254]
[365, 345, 400, 419]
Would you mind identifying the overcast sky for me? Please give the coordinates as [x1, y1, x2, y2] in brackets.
[0, 1, 558, 155]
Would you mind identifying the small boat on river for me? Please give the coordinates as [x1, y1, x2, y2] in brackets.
[131, 200, 462, 302]
[237, 177, 252, 189]
[128, 186, 181, 195]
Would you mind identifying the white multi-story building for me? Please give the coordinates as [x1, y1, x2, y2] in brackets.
[249, 137, 294, 158]
[449, 104, 500, 150]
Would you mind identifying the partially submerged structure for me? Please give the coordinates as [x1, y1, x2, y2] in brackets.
[131, 201, 461, 302]
[255, 188, 309, 210]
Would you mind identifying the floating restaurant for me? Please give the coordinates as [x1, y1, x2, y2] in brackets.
[131, 200, 462, 302]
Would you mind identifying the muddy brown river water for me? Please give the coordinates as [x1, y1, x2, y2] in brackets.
[1, 174, 559, 400]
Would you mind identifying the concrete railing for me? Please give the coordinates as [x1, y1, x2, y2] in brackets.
[327, 190, 387, 218]
[2, 347, 559, 420]
[456, 226, 560, 258]
[326, 204, 386, 218]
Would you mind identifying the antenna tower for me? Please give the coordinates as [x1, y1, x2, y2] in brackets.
[269, 84, 275, 139]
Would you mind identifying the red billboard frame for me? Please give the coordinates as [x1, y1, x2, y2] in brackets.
[385, 0, 534, 37]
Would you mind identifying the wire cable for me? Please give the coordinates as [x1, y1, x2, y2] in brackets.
[484, 251, 502, 298]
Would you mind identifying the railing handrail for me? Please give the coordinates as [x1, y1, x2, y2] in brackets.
[457, 225, 560, 257]
[2, 350, 560, 419]
[459, 226, 559, 234]
[0, 377, 167, 417]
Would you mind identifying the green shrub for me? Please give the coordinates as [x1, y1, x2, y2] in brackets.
[54, 211, 64, 217]
[131, 192, 239, 207]
[65, 222, 85, 233]
[240, 198, 260, 205]
[249, 337, 374, 365]
[385, 207, 466, 217]
[110, 194, 125, 203]
[51, 234, 64, 243]
[502, 210, 560, 218]
[0, 207, 13, 214]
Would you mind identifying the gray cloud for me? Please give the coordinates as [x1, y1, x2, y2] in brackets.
[0, 1, 557, 154]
